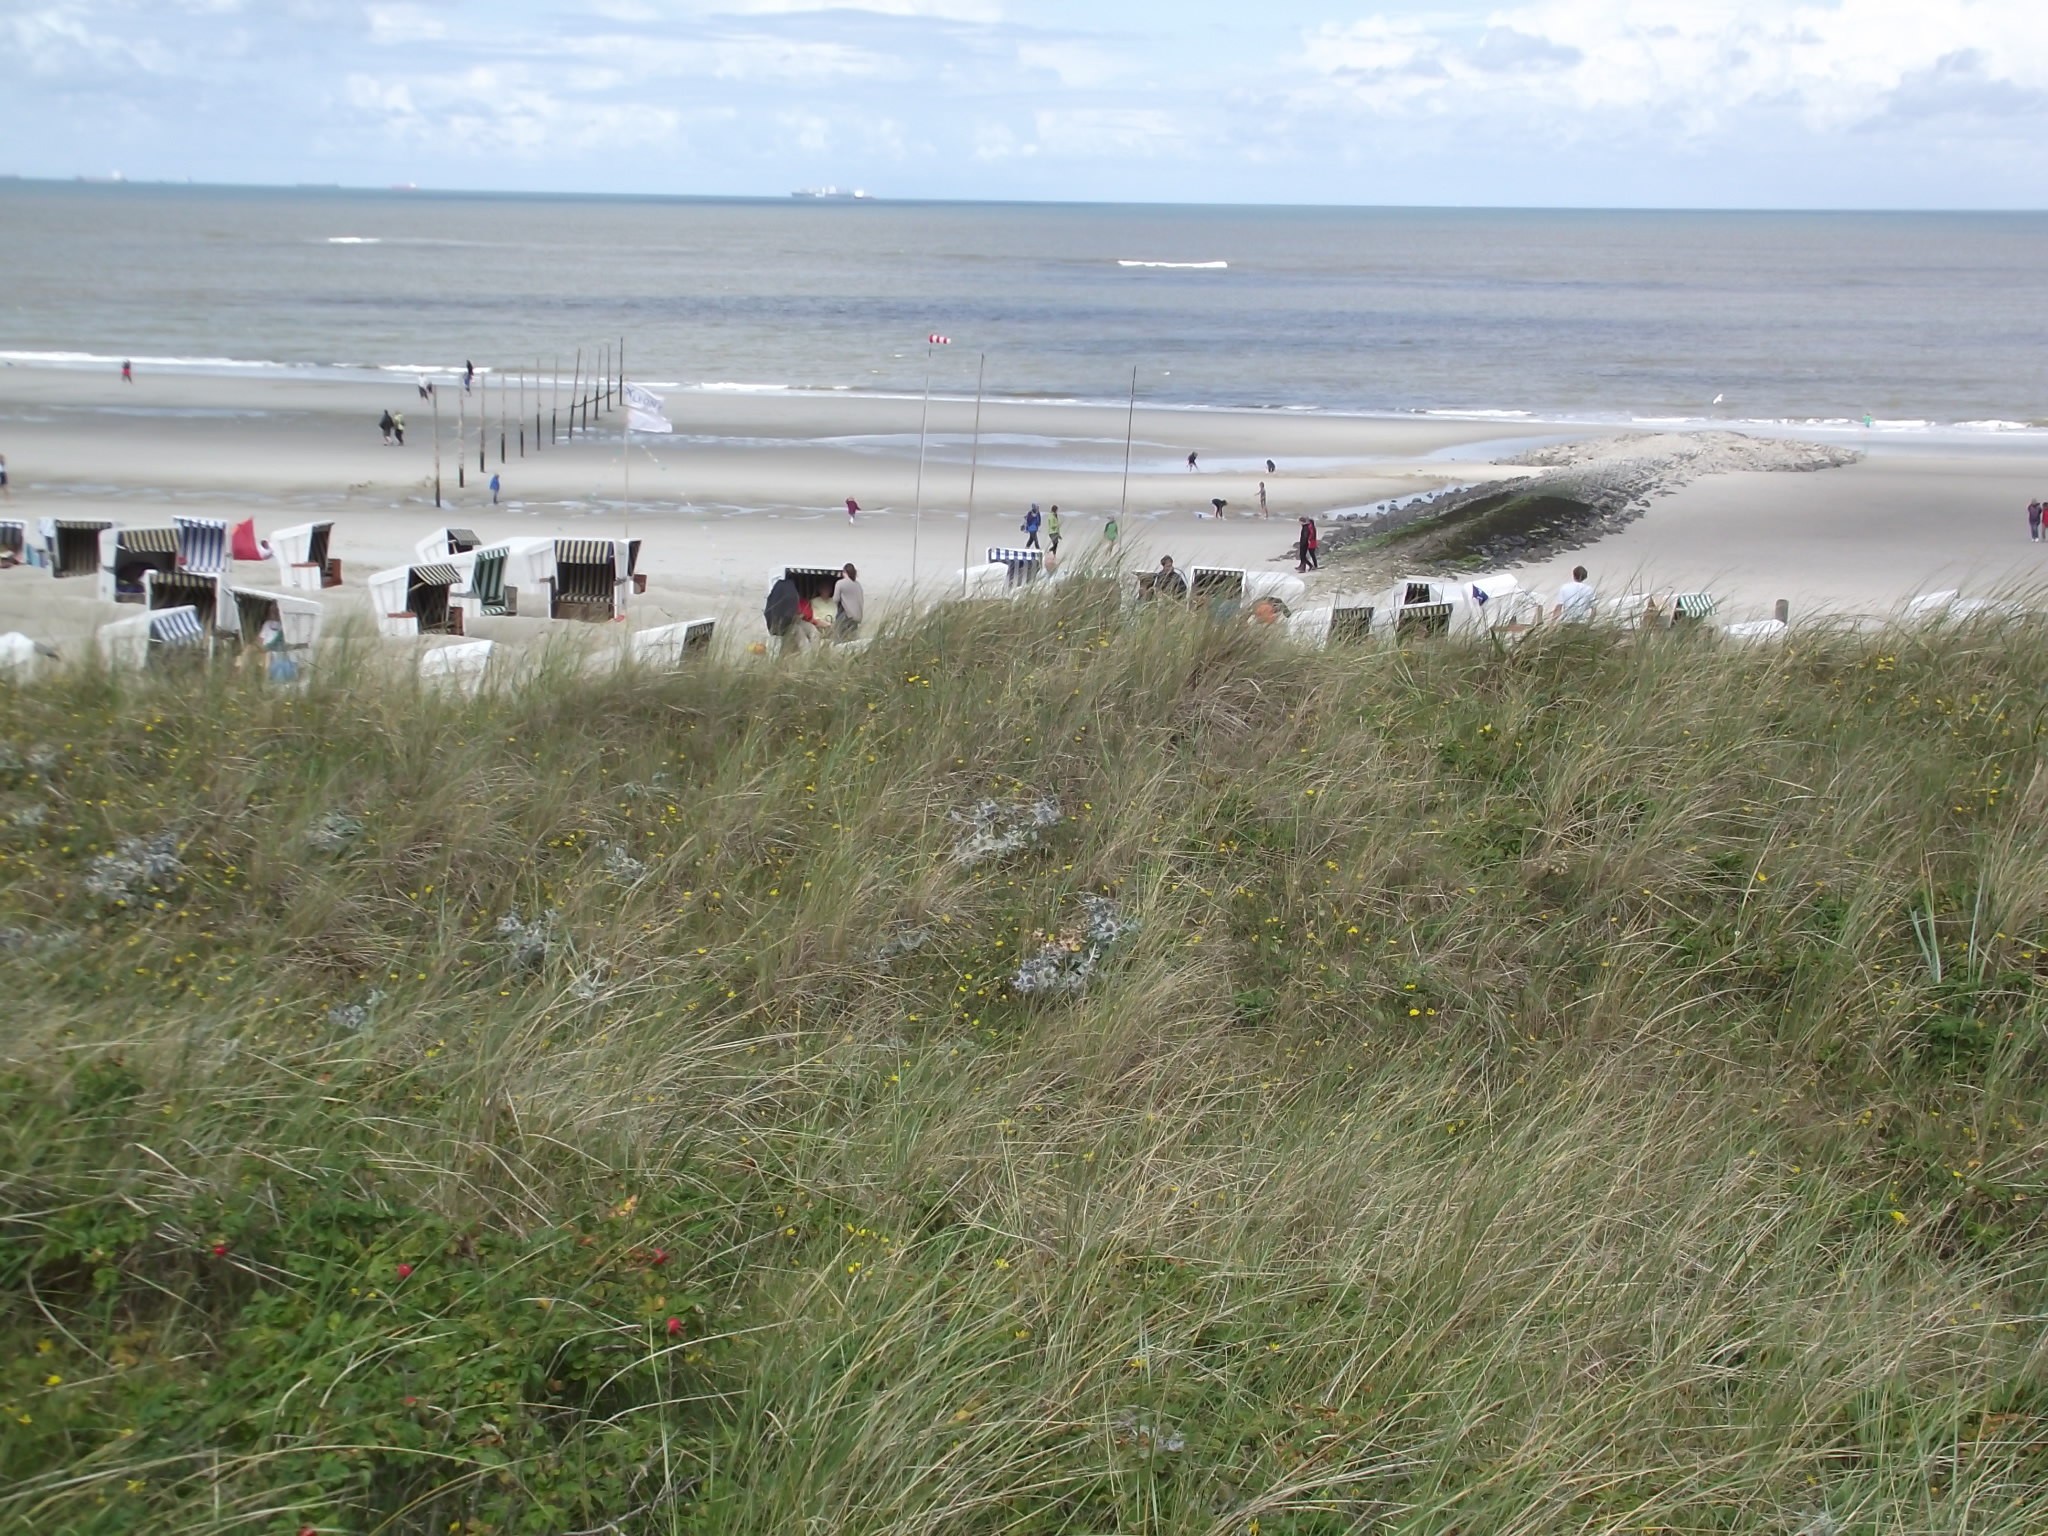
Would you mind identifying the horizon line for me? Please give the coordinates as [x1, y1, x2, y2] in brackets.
[2, 173, 2044, 217]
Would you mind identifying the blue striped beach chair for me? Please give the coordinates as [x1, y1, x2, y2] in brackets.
[174, 517, 228, 576]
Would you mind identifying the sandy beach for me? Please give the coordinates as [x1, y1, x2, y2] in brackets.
[2, 363, 2045, 657]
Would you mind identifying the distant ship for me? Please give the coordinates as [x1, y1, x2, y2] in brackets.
[791, 187, 872, 201]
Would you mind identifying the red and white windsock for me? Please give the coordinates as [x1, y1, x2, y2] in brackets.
[928, 333, 950, 345]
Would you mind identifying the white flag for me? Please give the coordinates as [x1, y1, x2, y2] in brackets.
[623, 383, 672, 434]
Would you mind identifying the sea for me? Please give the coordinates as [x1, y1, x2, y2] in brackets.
[3, 181, 2046, 432]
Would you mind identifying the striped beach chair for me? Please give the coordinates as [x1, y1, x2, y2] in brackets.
[99, 526, 177, 602]
[987, 547, 1043, 588]
[416, 527, 481, 560]
[174, 517, 228, 576]
[0, 521, 25, 566]
[1671, 592, 1716, 628]
[53, 519, 113, 581]
[144, 568, 222, 634]
[271, 522, 341, 590]
[553, 539, 631, 621]
[370, 563, 464, 638]
[96, 604, 207, 670]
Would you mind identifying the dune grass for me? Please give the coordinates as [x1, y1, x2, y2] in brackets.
[1, 590, 2044, 1535]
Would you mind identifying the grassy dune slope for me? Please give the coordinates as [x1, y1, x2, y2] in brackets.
[2, 593, 2045, 1535]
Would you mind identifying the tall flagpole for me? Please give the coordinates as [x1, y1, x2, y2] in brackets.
[1118, 365, 1137, 526]
[910, 344, 932, 604]
[961, 352, 984, 597]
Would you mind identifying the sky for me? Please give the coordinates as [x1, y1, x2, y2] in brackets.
[3, 0, 2046, 206]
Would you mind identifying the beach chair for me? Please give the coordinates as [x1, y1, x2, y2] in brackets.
[50, 520, 113, 580]
[369, 563, 464, 639]
[420, 640, 495, 696]
[0, 521, 25, 568]
[1670, 592, 1716, 628]
[631, 620, 716, 670]
[1189, 566, 1245, 605]
[1135, 570, 1189, 602]
[1466, 574, 1543, 634]
[144, 568, 223, 636]
[98, 526, 176, 603]
[416, 527, 481, 561]
[97, 604, 208, 670]
[553, 539, 637, 621]
[987, 547, 1043, 588]
[270, 522, 341, 590]
[227, 587, 323, 652]
[1388, 577, 1453, 639]
[174, 517, 228, 576]
[1328, 601, 1376, 643]
[452, 545, 512, 624]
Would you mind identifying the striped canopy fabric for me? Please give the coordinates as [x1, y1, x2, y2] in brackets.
[0, 521, 24, 556]
[555, 539, 615, 566]
[409, 564, 462, 588]
[148, 606, 207, 648]
[119, 527, 180, 555]
[1674, 592, 1716, 618]
[54, 520, 112, 577]
[174, 517, 229, 575]
[987, 548, 1041, 565]
[468, 549, 509, 613]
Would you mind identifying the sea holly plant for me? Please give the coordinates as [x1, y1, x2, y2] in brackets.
[1011, 894, 1139, 997]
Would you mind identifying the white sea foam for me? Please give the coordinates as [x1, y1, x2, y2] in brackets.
[0, 349, 289, 371]
[1117, 260, 1228, 269]
[694, 382, 791, 393]
[326, 237, 381, 244]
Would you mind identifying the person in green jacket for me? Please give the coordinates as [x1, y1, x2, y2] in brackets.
[1046, 505, 1062, 556]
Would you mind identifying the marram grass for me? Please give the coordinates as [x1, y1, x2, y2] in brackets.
[1, 591, 2043, 1535]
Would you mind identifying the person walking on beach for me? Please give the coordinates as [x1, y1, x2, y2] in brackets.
[1187, 451, 1198, 472]
[1046, 506, 1062, 556]
[0, 452, 9, 502]
[1022, 502, 1042, 550]
[489, 472, 501, 505]
[1266, 458, 1276, 474]
[1296, 517, 1316, 573]
[464, 361, 475, 394]
[1257, 481, 1268, 518]
[392, 411, 406, 446]
[846, 497, 860, 524]
[1553, 566, 1596, 622]
[379, 410, 396, 446]
[833, 563, 864, 642]
[121, 360, 132, 384]
[2029, 499, 2042, 543]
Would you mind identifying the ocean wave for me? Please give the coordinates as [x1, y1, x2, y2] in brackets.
[0, 348, 292, 371]
[1117, 260, 1228, 269]
[326, 237, 381, 244]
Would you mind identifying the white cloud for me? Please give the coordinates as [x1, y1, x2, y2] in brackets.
[1301, 0, 2048, 140]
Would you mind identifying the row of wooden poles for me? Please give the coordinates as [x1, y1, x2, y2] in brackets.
[435, 340, 625, 507]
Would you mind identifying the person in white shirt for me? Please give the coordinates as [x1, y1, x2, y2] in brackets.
[1553, 565, 1596, 622]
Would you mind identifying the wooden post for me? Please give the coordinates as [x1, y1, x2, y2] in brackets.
[432, 383, 442, 508]
[552, 354, 560, 445]
[518, 369, 525, 457]
[499, 368, 506, 464]
[961, 352, 984, 597]
[457, 373, 465, 488]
